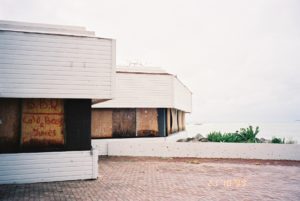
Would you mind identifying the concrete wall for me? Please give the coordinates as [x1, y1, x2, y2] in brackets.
[92, 139, 300, 161]
[0, 149, 98, 184]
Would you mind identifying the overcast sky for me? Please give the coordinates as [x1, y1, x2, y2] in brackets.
[0, 0, 299, 122]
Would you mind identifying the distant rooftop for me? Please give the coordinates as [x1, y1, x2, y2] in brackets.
[117, 66, 171, 75]
[0, 20, 95, 37]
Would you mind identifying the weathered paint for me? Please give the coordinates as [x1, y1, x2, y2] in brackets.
[0, 98, 21, 153]
[136, 108, 159, 137]
[91, 109, 113, 138]
[112, 109, 136, 138]
[21, 99, 65, 148]
[1, 98, 92, 153]
[91, 108, 185, 139]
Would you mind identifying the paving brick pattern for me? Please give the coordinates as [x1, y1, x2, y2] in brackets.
[0, 157, 300, 201]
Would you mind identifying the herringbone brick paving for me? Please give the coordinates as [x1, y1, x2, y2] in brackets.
[0, 157, 299, 201]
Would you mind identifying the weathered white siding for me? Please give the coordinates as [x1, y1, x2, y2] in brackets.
[0, 22, 115, 99]
[93, 68, 192, 112]
[173, 77, 192, 112]
[93, 72, 174, 108]
[0, 150, 98, 184]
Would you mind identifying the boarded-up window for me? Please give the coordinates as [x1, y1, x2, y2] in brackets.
[178, 110, 183, 131]
[91, 109, 113, 138]
[112, 109, 136, 138]
[171, 109, 178, 133]
[167, 109, 171, 135]
[0, 99, 20, 152]
[21, 99, 65, 149]
[136, 108, 159, 137]
[181, 112, 186, 130]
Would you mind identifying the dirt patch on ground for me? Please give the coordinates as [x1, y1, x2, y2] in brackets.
[100, 156, 300, 166]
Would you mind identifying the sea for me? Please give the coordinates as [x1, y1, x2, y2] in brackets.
[186, 122, 300, 143]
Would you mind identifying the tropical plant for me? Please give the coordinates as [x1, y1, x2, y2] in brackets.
[271, 137, 285, 144]
[207, 126, 260, 143]
[207, 131, 223, 142]
[239, 126, 260, 143]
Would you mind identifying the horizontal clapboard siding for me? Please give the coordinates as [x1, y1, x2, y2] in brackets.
[93, 73, 174, 108]
[173, 77, 192, 112]
[0, 30, 115, 99]
[93, 71, 192, 112]
[0, 150, 98, 184]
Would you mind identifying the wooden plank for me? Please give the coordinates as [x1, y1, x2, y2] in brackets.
[0, 98, 20, 153]
[177, 110, 181, 131]
[21, 99, 65, 149]
[136, 108, 159, 137]
[0, 32, 114, 100]
[182, 112, 186, 130]
[112, 109, 136, 138]
[167, 109, 171, 135]
[0, 150, 98, 184]
[91, 109, 112, 138]
[171, 109, 178, 133]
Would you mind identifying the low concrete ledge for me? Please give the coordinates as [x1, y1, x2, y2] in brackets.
[96, 141, 300, 161]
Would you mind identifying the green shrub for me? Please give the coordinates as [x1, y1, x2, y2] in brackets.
[239, 126, 260, 143]
[207, 126, 260, 143]
[271, 137, 285, 144]
[207, 132, 223, 142]
[285, 138, 297, 144]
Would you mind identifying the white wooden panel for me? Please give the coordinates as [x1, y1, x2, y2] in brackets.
[93, 73, 174, 108]
[0, 30, 114, 99]
[93, 70, 192, 112]
[0, 150, 98, 184]
[173, 77, 192, 112]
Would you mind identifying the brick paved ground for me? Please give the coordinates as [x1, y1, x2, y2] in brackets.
[0, 157, 300, 201]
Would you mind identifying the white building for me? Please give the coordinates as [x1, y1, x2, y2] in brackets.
[0, 20, 116, 184]
[92, 67, 192, 138]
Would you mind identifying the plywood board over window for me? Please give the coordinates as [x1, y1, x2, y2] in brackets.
[171, 109, 178, 133]
[91, 109, 113, 138]
[21, 99, 65, 150]
[167, 109, 172, 135]
[182, 112, 186, 130]
[177, 110, 182, 131]
[112, 109, 136, 138]
[0, 99, 21, 153]
[136, 108, 159, 137]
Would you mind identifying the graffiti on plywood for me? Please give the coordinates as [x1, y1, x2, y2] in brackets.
[22, 99, 65, 146]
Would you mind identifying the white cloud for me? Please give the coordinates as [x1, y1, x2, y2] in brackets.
[0, 0, 299, 122]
